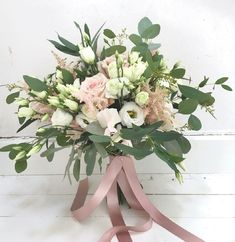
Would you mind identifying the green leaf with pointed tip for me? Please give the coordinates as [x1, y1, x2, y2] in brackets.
[84, 144, 97, 176]
[89, 134, 111, 143]
[15, 159, 27, 173]
[57, 34, 78, 51]
[17, 119, 36, 133]
[188, 114, 202, 131]
[48, 40, 79, 56]
[215, 77, 228, 85]
[61, 69, 74, 84]
[221, 84, 232, 91]
[176, 136, 191, 154]
[6, 92, 20, 104]
[73, 157, 81, 181]
[170, 68, 185, 79]
[103, 29, 116, 39]
[23, 75, 48, 92]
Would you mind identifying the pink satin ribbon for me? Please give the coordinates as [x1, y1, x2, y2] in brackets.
[71, 156, 205, 242]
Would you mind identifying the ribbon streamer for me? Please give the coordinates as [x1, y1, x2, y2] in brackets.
[71, 156, 205, 242]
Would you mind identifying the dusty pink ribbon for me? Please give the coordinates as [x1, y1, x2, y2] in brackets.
[71, 156, 205, 242]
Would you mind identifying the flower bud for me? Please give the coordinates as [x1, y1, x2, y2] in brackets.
[175, 172, 184, 184]
[41, 113, 49, 122]
[64, 99, 78, 111]
[56, 83, 69, 95]
[36, 128, 46, 134]
[135, 91, 149, 106]
[18, 107, 35, 118]
[14, 150, 26, 161]
[48, 96, 60, 107]
[55, 69, 63, 80]
[79, 46, 95, 64]
[15, 98, 29, 106]
[31, 90, 47, 99]
[27, 144, 42, 157]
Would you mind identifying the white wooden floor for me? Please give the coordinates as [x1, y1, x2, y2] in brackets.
[0, 135, 235, 242]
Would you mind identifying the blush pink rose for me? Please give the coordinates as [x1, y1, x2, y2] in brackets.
[75, 73, 110, 110]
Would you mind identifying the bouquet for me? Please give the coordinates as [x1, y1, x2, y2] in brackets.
[0, 17, 232, 242]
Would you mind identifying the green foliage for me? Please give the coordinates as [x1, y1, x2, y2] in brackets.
[221, 84, 233, 91]
[138, 17, 152, 35]
[188, 114, 202, 130]
[215, 77, 228, 85]
[84, 144, 97, 176]
[23, 75, 48, 92]
[48, 40, 80, 56]
[6, 92, 20, 104]
[105, 45, 126, 57]
[15, 159, 27, 173]
[17, 119, 36, 133]
[89, 134, 111, 143]
[61, 69, 74, 84]
[57, 34, 78, 51]
[178, 99, 198, 114]
[141, 24, 160, 39]
[103, 29, 116, 39]
[86, 121, 104, 135]
[73, 157, 81, 181]
[170, 68, 186, 79]
[129, 34, 142, 45]
[199, 77, 209, 88]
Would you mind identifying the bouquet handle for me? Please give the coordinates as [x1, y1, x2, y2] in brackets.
[71, 156, 204, 242]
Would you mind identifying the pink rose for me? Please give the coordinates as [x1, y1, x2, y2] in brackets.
[75, 73, 110, 110]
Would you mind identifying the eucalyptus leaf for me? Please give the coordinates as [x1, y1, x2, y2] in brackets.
[103, 29, 116, 39]
[48, 40, 79, 56]
[57, 34, 78, 51]
[221, 84, 232, 91]
[73, 157, 81, 181]
[129, 34, 142, 45]
[15, 159, 27, 173]
[138, 17, 152, 35]
[86, 121, 104, 135]
[84, 144, 97, 176]
[89, 134, 111, 143]
[105, 45, 126, 57]
[215, 77, 228, 85]
[188, 114, 202, 131]
[178, 99, 198, 114]
[170, 68, 185, 79]
[6, 92, 20, 104]
[23, 75, 48, 92]
[61, 69, 74, 84]
[141, 24, 160, 39]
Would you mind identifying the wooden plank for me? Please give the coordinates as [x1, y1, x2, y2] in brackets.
[0, 174, 235, 195]
[0, 194, 234, 218]
[0, 217, 234, 242]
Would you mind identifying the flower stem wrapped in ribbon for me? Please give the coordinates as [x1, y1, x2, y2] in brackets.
[0, 17, 232, 241]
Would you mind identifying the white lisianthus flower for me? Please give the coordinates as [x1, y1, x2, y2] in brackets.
[123, 61, 147, 82]
[56, 83, 69, 95]
[129, 51, 140, 64]
[15, 98, 29, 106]
[31, 90, 47, 99]
[18, 107, 35, 118]
[48, 96, 60, 107]
[79, 46, 95, 64]
[135, 91, 149, 106]
[97, 108, 121, 135]
[63, 99, 79, 111]
[51, 108, 73, 126]
[75, 113, 94, 128]
[105, 77, 130, 99]
[119, 102, 145, 128]
[108, 61, 119, 79]
[73, 78, 81, 88]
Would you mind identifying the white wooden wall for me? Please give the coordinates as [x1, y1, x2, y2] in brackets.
[0, 0, 235, 241]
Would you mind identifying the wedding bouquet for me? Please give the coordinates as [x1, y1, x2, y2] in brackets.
[1, 17, 232, 242]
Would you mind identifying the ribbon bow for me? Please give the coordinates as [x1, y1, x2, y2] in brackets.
[71, 156, 204, 242]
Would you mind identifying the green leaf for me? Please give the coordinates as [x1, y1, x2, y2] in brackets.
[215, 77, 228, 85]
[178, 85, 214, 106]
[163, 140, 183, 157]
[56, 133, 73, 146]
[84, 144, 97, 176]
[113, 142, 151, 160]
[48, 40, 79, 56]
[73, 157, 81, 181]
[61, 69, 74, 84]
[17, 119, 36, 133]
[129, 34, 142, 45]
[141, 24, 160, 39]
[94, 143, 108, 158]
[89, 134, 111, 143]
[105, 45, 126, 57]
[6, 92, 20, 104]
[23, 75, 48, 92]
[148, 42, 161, 51]
[103, 29, 116, 39]
[15, 159, 27, 173]
[199, 77, 209, 88]
[45, 142, 55, 162]
[92, 22, 105, 44]
[138, 17, 152, 35]
[176, 136, 191, 154]
[0, 144, 17, 152]
[188, 114, 202, 131]
[170, 68, 186, 79]
[40, 146, 65, 158]
[84, 23, 91, 38]
[86, 121, 104, 135]
[74, 21, 85, 46]
[221, 84, 233, 91]
[178, 99, 198, 114]
[150, 130, 182, 142]
[57, 34, 78, 51]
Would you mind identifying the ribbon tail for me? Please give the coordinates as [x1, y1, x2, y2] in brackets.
[123, 157, 205, 242]
[106, 180, 132, 242]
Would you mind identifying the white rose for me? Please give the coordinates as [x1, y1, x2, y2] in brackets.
[105, 77, 130, 99]
[75, 113, 94, 128]
[79, 46, 95, 64]
[51, 108, 73, 126]
[135, 91, 149, 106]
[119, 102, 145, 128]
[97, 108, 121, 134]
[18, 107, 35, 118]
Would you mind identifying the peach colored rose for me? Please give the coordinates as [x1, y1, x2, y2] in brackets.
[74, 73, 110, 111]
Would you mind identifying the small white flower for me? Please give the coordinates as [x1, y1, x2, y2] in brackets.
[105, 77, 130, 99]
[129, 51, 140, 64]
[51, 108, 73, 126]
[75, 113, 94, 128]
[123, 61, 147, 82]
[97, 108, 121, 134]
[79, 46, 95, 64]
[63, 99, 78, 111]
[119, 102, 145, 128]
[135, 91, 149, 106]
[18, 107, 35, 118]
[108, 61, 119, 79]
